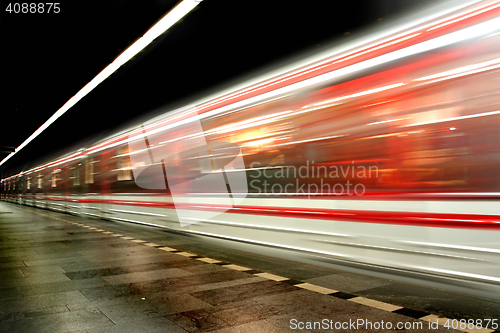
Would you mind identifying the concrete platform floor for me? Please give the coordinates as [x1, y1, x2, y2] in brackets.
[0, 201, 499, 333]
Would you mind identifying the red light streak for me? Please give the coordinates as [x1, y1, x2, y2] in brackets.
[427, 0, 500, 31]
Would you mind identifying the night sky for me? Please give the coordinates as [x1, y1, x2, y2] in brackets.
[0, 0, 435, 177]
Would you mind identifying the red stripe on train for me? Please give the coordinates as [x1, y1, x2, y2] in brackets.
[43, 196, 500, 230]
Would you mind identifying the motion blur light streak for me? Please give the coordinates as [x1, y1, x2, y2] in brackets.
[415, 57, 500, 80]
[183, 0, 498, 117]
[313, 83, 405, 106]
[109, 208, 166, 217]
[405, 109, 500, 127]
[188, 0, 489, 114]
[4, 0, 500, 300]
[330, 33, 422, 65]
[367, 119, 403, 126]
[0, 0, 202, 167]
[427, 0, 500, 30]
[187, 217, 353, 238]
[272, 135, 345, 147]
[414, 267, 500, 284]
[400, 241, 500, 254]
[143, 14, 500, 135]
[209, 111, 293, 135]
[79, 1, 490, 156]
[186, 229, 354, 261]
[66, 3, 500, 158]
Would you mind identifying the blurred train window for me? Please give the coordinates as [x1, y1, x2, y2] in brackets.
[73, 170, 80, 186]
[116, 148, 133, 181]
[26, 176, 30, 190]
[69, 164, 81, 186]
[51, 169, 60, 187]
[85, 159, 94, 184]
[37, 174, 43, 189]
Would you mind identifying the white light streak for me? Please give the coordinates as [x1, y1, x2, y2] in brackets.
[209, 110, 293, 135]
[415, 57, 500, 81]
[299, 103, 342, 114]
[331, 33, 422, 65]
[405, 109, 500, 127]
[427, 1, 500, 31]
[241, 138, 274, 147]
[401, 240, 500, 254]
[273, 135, 345, 147]
[0, 0, 202, 167]
[314, 83, 405, 106]
[368, 118, 403, 126]
[109, 208, 166, 217]
[416, 63, 500, 87]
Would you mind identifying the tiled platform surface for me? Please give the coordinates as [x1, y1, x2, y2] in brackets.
[1, 201, 499, 333]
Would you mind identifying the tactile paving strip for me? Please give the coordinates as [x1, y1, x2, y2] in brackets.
[21, 207, 499, 333]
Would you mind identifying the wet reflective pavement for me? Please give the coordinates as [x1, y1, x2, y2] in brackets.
[1, 202, 499, 332]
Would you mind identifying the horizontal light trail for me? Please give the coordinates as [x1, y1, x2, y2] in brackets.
[0, 0, 202, 167]
[3, 0, 499, 180]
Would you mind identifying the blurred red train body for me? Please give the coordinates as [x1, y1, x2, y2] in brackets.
[3, 0, 500, 299]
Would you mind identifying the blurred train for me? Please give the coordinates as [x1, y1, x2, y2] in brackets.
[3, 0, 500, 299]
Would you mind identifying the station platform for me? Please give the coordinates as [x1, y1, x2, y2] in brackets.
[0, 201, 499, 333]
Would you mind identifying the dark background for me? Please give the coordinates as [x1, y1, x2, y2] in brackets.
[0, 0, 436, 177]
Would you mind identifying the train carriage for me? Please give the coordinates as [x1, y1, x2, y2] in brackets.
[3, 0, 500, 300]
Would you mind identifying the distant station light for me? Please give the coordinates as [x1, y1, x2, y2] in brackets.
[0, 147, 15, 154]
